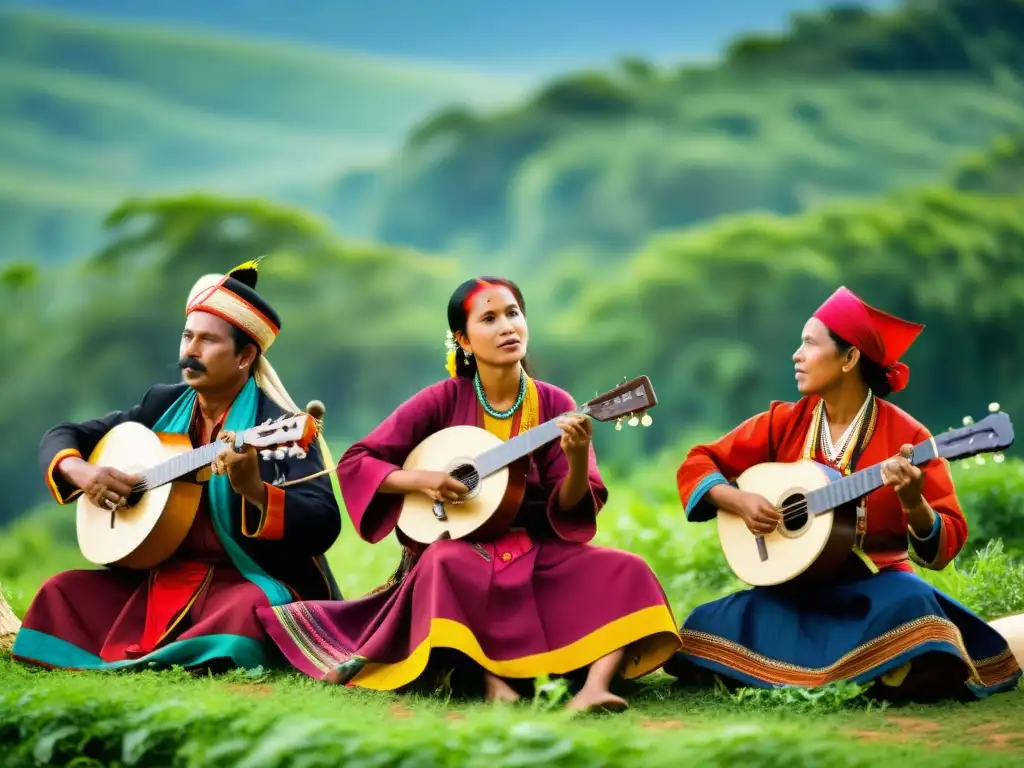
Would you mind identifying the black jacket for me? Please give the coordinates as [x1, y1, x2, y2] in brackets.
[40, 382, 343, 601]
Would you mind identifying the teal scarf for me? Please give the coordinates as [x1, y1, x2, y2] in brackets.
[151, 376, 292, 606]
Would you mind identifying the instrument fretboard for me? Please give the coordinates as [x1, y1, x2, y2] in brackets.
[139, 442, 223, 491]
[475, 417, 567, 478]
[806, 437, 938, 514]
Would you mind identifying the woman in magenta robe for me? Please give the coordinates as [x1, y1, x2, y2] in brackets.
[257, 277, 680, 711]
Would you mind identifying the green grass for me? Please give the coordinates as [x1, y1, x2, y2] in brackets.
[2, 655, 1023, 766]
[0, 7, 529, 263]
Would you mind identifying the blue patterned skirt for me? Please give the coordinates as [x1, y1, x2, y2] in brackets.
[664, 569, 1020, 700]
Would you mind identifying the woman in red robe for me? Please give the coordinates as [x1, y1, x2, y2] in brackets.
[664, 287, 1021, 701]
[257, 277, 680, 711]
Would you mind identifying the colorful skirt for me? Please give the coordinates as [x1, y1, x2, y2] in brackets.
[664, 569, 1021, 699]
[257, 533, 681, 690]
[11, 563, 274, 671]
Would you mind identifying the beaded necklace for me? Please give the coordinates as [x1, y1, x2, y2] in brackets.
[820, 389, 873, 464]
[473, 369, 526, 420]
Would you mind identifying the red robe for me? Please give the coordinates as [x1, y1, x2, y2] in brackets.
[677, 394, 966, 571]
[666, 394, 1020, 699]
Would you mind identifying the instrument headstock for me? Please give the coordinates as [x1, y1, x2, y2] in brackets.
[937, 403, 1014, 466]
[241, 412, 319, 462]
[581, 376, 658, 430]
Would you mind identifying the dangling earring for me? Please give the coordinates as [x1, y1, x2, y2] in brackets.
[464, 349, 473, 359]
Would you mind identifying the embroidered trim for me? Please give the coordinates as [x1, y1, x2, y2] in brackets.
[680, 616, 1021, 689]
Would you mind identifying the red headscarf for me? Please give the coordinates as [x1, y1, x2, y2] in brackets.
[812, 286, 924, 393]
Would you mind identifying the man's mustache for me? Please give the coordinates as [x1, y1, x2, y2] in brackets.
[176, 356, 207, 373]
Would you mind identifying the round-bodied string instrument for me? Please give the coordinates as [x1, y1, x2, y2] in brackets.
[76, 407, 321, 570]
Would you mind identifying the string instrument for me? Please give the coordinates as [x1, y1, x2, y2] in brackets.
[397, 376, 657, 544]
[76, 407, 321, 570]
[717, 407, 1015, 587]
[988, 613, 1024, 668]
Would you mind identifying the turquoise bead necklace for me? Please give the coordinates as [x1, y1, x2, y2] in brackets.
[474, 369, 526, 419]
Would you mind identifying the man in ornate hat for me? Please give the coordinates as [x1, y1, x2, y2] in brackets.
[11, 261, 343, 672]
[665, 286, 1021, 702]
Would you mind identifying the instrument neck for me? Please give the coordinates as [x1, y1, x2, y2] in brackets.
[141, 441, 223, 490]
[474, 416, 573, 477]
[807, 437, 936, 514]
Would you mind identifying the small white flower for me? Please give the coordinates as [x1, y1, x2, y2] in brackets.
[444, 330, 459, 353]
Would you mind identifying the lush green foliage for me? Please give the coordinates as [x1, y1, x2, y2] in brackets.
[10, 1, 1024, 269]
[6, 656, 1022, 768]
[0, 194, 460, 517]
[336, 0, 1024, 262]
[721, 0, 1024, 79]
[542, 182, 1024, 465]
[354, 75, 1024, 263]
[0, 8, 526, 264]
[952, 132, 1024, 193]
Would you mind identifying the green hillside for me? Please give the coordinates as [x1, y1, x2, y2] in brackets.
[339, 0, 1024, 263]
[721, 0, 1024, 77]
[0, 8, 528, 264]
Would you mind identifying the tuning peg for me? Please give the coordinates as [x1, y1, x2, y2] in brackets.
[615, 418, 623, 431]
[628, 415, 639, 427]
[989, 402, 1001, 413]
[962, 415, 974, 426]
[273, 448, 286, 461]
[287, 444, 305, 458]
[640, 412, 652, 427]
[994, 452, 1005, 463]
[260, 450, 273, 461]
[976, 455, 986, 465]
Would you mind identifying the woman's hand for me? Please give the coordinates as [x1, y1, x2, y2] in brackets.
[410, 470, 470, 502]
[881, 444, 925, 510]
[556, 414, 592, 460]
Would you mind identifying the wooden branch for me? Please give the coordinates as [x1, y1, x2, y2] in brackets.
[0, 583, 21, 652]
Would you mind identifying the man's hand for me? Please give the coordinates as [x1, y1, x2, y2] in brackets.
[212, 432, 267, 506]
[60, 457, 141, 510]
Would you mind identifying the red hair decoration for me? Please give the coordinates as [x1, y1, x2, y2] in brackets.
[812, 286, 924, 393]
[461, 279, 514, 316]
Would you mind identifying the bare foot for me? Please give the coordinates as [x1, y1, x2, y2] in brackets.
[566, 686, 629, 713]
[323, 667, 348, 686]
[323, 657, 365, 686]
[484, 672, 520, 703]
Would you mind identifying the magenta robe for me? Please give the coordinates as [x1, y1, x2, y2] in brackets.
[256, 376, 680, 690]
